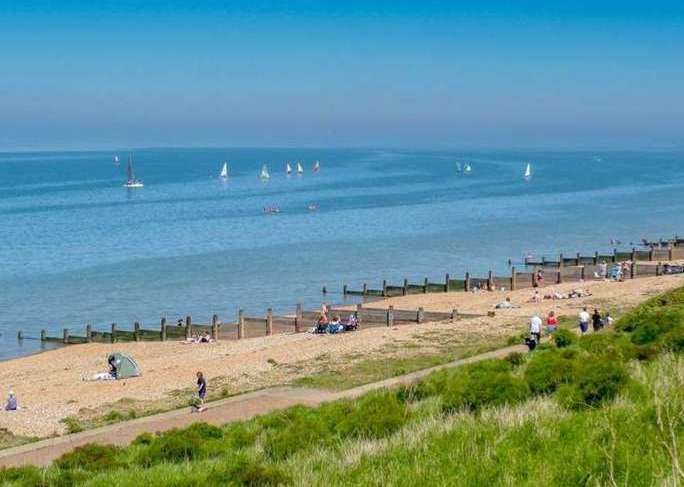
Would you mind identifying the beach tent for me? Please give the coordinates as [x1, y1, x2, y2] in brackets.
[108, 352, 141, 379]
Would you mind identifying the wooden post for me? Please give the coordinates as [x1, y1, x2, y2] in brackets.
[238, 309, 245, 339]
[86, 324, 92, 343]
[322, 286, 327, 294]
[612, 248, 617, 263]
[41, 330, 46, 342]
[423, 277, 428, 293]
[631, 262, 637, 279]
[451, 309, 458, 321]
[386, 305, 394, 327]
[295, 303, 303, 333]
[356, 303, 363, 326]
[559, 253, 564, 269]
[160, 317, 167, 341]
[511, 266, 517, 291]
[17, 330, 23, 340]
[211, 314, 219, 341]
[580, 266, 586, 281]
[532, 267, 538, 287]
[576, 252, 581, 266]
[417, 307, 424, 324]
[134, 321, 141, 342]
[649, 247, 655, 261]
[63, 328, 69, 344]
[266, 308, 273, 336]
[556, 269, 563, 284]
[111, 323, 117, 343]
[631, 247, 637, 262]
[594, 251, 599, 265]
[444, 273, 450, 292]
[487, 271, 494, 291]
[541, 256, 546, 266]
[669, 246, 674, 261]
[185, 315, 192, 340]
[464, 272, 471, 292]
[382, 280, 387, 297]
[343, 284, 347, 296]
[362, 283, 368, 296]
[656, 262, 662, 276]
[403, 279, 408, 296]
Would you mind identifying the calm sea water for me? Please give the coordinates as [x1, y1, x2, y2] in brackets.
[1, 148, 683, 360]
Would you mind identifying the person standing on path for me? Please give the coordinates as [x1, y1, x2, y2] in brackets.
[546, 310, 558, 334]
[592, 308, 603, 332]
[195, 371, 207, 413]
[529, 314, 542, 344]
[578, 307, 590, 334]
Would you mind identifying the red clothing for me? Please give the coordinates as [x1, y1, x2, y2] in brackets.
[547, 316, 558, 326]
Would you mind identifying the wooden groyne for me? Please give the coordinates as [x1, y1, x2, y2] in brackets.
[17, 234, 684, 347]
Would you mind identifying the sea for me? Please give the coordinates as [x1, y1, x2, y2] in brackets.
[1, 148, 683, 360]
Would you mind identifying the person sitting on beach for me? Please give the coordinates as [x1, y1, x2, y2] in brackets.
[344, 313, 359, 331]
[199, 331, 212, 343]
[86, 355, 118, 381]
[604, 312, 614, 327]
[315, 312, 329, 334]
[610, 264, 622, 281]
[529, 290, 541, 303]
[328, 315, 343, 334]
[5, 391, 17, 411]
[182, 333, 201, 344]
[495, 297, 518, 309]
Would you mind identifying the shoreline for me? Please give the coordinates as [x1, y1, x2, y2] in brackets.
[0, 273, 682, 440]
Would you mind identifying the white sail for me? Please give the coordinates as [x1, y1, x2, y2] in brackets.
[220, 162, 229, 178]
[124, 156, 144, 188]
[286, 162, 292, 174]
[260, 164, 270, 180]
[524, 163, 532, 180]
[297, 162, 304, 174]
[113, 155, 119, 165]
[313, 160, 320, 172]
[463, 163, 472, 174]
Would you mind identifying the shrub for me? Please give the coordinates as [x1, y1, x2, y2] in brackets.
[559, 356, 628, 409]
[61, 417, 83, 434]
[554, 329, 576, 348]
[505, 352, 526, 367]
[132, 432, 154, 446]
[0, 466, 45, 487]
[104, 410, 125, 422]
[334, 391, 409, 439]
[208, 454, 291, 486]
[664, 325, 684, 352]
[54, 444, 125, 472]
[136, 422, 225, 466]
[440, 360, 530, 412]
[524, 349, 574, 394]
[261, 406, 333, 460]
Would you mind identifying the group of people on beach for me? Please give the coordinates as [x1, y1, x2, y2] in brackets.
[526, 306, 613, 349]
[182, 331, 213, 344]
[313, 304, 359, 334]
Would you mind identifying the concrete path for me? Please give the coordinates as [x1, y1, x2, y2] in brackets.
[0, 344, 525, 468]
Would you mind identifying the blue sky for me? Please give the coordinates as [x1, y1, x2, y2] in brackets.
[1, 1, 683, 150]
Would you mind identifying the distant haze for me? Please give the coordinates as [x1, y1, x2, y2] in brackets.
[1, 1, 683, 151]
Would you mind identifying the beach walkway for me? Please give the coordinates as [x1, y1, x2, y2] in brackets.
[0, 344, 525, 468]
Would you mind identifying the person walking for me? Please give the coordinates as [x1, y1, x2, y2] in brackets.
[529, 314, 542, 344]
[195, 371, 207, 413]
[546, 310, 558, 334]
[578, 307, 590, 334]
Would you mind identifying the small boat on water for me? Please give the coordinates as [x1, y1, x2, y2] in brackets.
[113, 155, 120, 165]
[124, 156, 144, 188]
[312, 160, 320, 172]
[260, 164, 270, 180]
[524, 162, 532, 181]
[297, 162, 304, 175]
[463, 163, 472, 174]
[263, 206, 280, 214]
[308, 203, 318, 212]
[286, 162, 292, 175]
[220, 162, 229, 179]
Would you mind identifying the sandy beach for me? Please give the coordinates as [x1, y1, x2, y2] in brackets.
[1, 273, 682, 439]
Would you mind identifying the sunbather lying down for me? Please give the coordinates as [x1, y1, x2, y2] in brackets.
[181, 332, 213, 344]
[495, 297, 519, 309]
[543, 288, 593, 300]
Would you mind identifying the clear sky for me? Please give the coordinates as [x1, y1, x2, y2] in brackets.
[1, 1, 683, 150]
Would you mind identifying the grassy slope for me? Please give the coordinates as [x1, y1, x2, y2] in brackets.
[2, 287, 684, 486]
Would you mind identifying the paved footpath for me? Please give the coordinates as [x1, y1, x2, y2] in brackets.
[0, 344, 525, 468]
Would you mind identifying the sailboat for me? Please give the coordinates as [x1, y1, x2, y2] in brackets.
[456, 162, 462, 173]
[296, 162, 304, 175]
[524, 163, 532, 181]
[124, 156, 144, 188]
[260, 164, 270, 180]
[219, 162, 229, 179]
[312, 160, 320, 172]
[463, 163, 472, 174]
[113, 155, 120, 165]
[286, 162, 292, 175]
